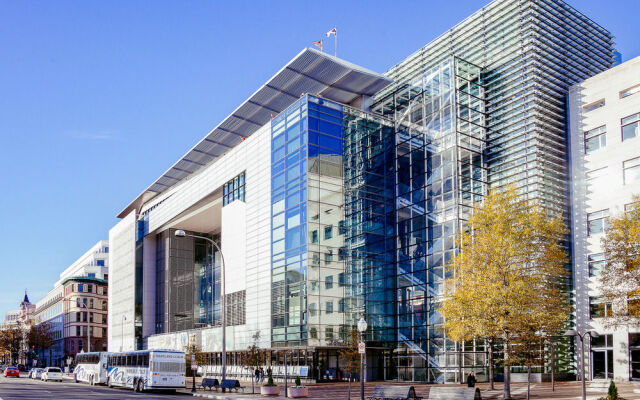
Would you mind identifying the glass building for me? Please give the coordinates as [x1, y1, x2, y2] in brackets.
[108, 0, 617, 384]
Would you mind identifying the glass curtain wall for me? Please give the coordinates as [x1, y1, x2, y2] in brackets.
[371, 57, 487, 383]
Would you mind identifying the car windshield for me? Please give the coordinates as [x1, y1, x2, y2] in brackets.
[48, 368, 61, 372]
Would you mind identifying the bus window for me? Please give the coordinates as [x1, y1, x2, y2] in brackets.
[142, 354, 149, 366]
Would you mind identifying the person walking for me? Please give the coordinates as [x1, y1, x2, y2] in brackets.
[467, 371, 477, 388]
[259, 367, 265, 383]
[255, 367, 260, 383]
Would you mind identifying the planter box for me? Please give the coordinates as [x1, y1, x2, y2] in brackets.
[288, 387, 309, 398]
[261, 386, 281, 396]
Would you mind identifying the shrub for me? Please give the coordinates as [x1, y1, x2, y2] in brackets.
[295, 376, 301, 387]
[264, 372, 275, 387]
[597, 381, 625, 400]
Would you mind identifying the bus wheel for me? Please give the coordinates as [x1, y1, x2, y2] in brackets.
[90, 375, 94, 386]
[136, 379, 144, 393]
[107, 377, 112, 388]
[74, 374, 78, 383]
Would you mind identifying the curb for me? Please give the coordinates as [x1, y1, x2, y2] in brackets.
[192, 394, 261, 400]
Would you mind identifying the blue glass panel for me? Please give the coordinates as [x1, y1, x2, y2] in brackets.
[286, 151, 299, 166]
[273, 134, 285, 149]
[272, 172, 285, 190]
[308, 131, 319, 146]
[287, 137, 299, 154]
[318, 133, 342, 152]
[317, 119, 342, 137]
[286, 192, 299, 208]
[273, 159, 285, 174]
[286, 226, 302, 249]
[286, 164, 299, 182]
[272, 147, 285, 162]
[286, 122, 300, 141]
[308, 145, 319, 158]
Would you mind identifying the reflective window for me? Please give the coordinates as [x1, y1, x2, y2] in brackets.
[590, 297, 612, 318]
[584, 126, 606, 153]
[622, 113, 639, 141]
[588, 253, 605, 277]
[583, 99, 605, 112]
[324, 275, 333, 289]
[324, 225, 333, 240]
[588, 209, 609, 235]
[624, 157, 640, 184]
[223, 171, 246, 206]
[620, 85, 640, 99]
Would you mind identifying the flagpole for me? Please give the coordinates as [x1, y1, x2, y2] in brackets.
[335, 32, 337, 57]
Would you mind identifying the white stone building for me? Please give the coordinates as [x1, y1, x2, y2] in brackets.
[569, 56, 640, 381]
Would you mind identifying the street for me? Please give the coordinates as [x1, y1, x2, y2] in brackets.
[0, 375, 190, 400]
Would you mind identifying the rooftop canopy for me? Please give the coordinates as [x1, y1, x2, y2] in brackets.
[118, 48, 392, 218]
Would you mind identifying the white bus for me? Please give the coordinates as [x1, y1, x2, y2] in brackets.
[74, 352, 108, 385]
[106, 350, 185, 392]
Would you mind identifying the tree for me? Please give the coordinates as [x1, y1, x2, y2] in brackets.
[28, 322, 56, 366]
[338, 328, 361, 400]
[0, 327, 24, 365]
[600, 195, 640, 327]
[439, 187, 569, 400]
[240, 331, 265, 394]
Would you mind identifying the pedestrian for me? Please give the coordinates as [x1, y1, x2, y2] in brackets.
[467, 371, 477, 388]
[260, 367, 265, 383]
[255, 367, 260, 383]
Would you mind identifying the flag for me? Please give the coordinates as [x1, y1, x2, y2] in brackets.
[326, 28, 337, 37]
[312, 40, 323, 50]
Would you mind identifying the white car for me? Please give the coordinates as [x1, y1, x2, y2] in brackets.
[41, 367, 63, 382]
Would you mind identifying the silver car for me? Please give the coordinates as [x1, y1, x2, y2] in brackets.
[29, 368, 44, 379]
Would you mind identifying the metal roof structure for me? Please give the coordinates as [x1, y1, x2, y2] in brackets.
[118, 47, 392, 218]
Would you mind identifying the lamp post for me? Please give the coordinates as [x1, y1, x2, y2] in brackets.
[565, 329, 599, 400]
[175, 230, 227, 389]
[190, 334, 197, 393]
[76, 298, 91, 353]
[357, 316, 368, 400]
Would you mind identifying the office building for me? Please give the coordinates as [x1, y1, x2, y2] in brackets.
[570, 56, 640, 381]
[33, 240, 109, 366]
[108, 0, 615, 383]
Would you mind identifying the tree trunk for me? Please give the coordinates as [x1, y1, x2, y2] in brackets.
[526, 365, 531, 400]
[503, 341, 511, 400]
[488, 338, 495, 390]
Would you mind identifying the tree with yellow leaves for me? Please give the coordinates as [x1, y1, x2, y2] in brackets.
[600, 195, 640, 327]
[439, 187, 569, 400]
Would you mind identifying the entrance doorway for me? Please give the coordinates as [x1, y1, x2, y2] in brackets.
[591, 334, 613, 380]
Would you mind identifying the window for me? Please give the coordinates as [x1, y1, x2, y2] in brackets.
[325, 275, 333, 289]
[102, 301, 107, 311]
[324, 225, 333, 240]
[338, 272, 345, 287]
[338, 298, 345, 312]
[76, 326, 81, 336]
[620, 85, 640, 99]
[96, 260, 105, 266]
[325, 326, 334, 340]
[311, 230, 318, 243]
[586, 167, 608, 193]
[622, 113, 640, 141]
[87, 273, 95, 278]
[588, 253, 605, 277]
[222, 171, 246, 206]
[583, 99, 605, 113]
[588, 209, 609, 235]
[338, 220, 346, 235]
[590, 297, 612, 319]
[325, 301, 333, 314]
[87, 284, 93, 293]
[77, 284, 84, 293]
[309, 327, 318, 339]
[325, 250, 333, 264]
[584, 126, 606, 153]
[623, 157, 640, 184]
[308, 303, 317, 317]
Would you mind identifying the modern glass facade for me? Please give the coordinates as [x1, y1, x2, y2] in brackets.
[366, 0, 615, 383]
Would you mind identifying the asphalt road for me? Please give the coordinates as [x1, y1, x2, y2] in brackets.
[0, 375, 191, 400]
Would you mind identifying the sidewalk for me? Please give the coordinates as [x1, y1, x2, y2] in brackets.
[179, 379, 640, 399]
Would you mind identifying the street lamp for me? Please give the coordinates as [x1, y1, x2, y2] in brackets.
[357, 316, 368, 400]
[175, 229, 227, 388]
[565, 329, 599, 400]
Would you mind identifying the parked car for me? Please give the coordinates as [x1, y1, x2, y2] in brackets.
[41, 367, 63, 382]
[4, 366, 20, 377]
[29, 368, 44, 379]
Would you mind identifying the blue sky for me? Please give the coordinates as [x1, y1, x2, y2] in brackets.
[0, 0, 638, 316]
